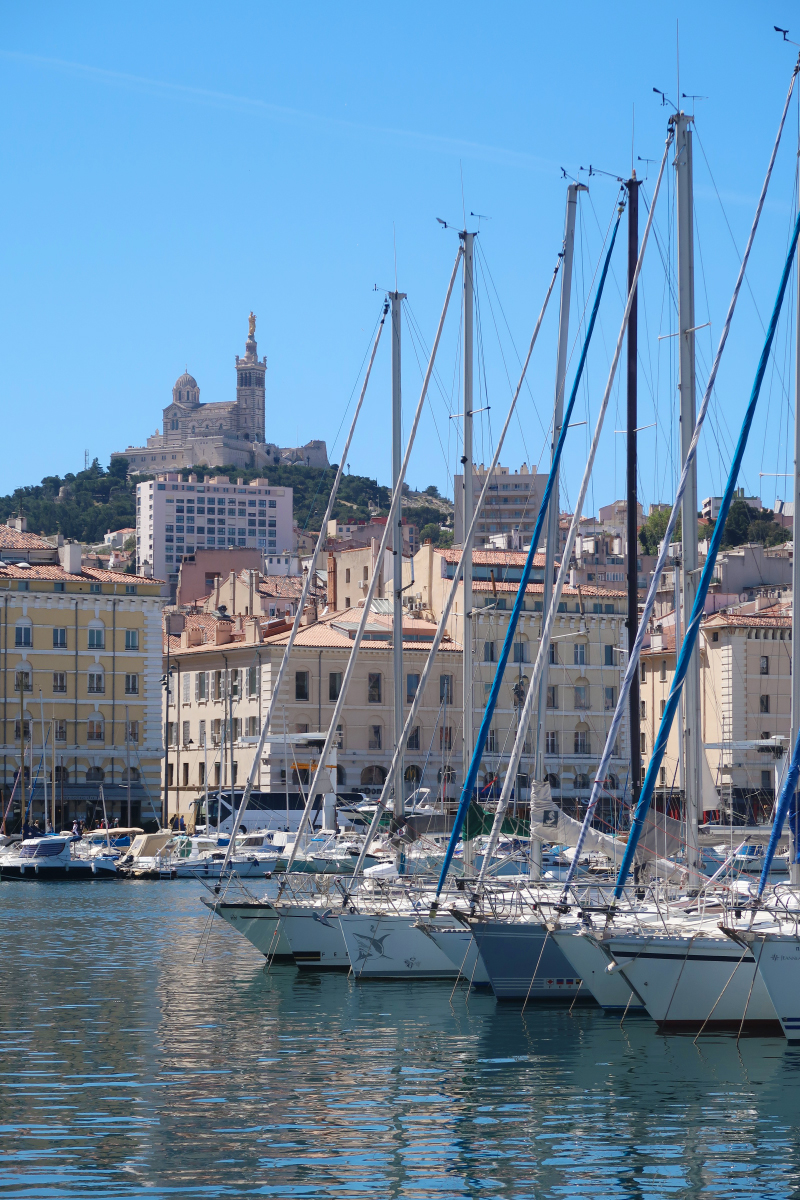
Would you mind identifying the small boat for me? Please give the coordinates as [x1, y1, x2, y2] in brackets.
[0, 836, 118, 880]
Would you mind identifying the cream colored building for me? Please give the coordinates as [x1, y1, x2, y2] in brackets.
[163, 607, 462, 818]
[0, 520, 166, 830]
[640, 598, 792, 820]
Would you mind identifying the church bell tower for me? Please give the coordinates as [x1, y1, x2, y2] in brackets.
[234, 311, 267, 443]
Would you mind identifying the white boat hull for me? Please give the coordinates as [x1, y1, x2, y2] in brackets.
[606, 932, 780, 1032]
[423, 925, 491, 986]
[749, 932, 800, 1042]
[339, 913, 458, 979]
[277, 905, 349, 970]
[201, 898, 294, 960]
[550, 929, 645, 1011]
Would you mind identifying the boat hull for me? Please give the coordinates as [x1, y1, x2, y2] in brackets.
[0, 860, 117, 880]
[605, 933, 780, 1033]
[749, 933, 800, 1042]
[338, 913, 458, 979]
[423, 925, 491, 986]
[550, 929, 645, 1011]
[201, 898, 294, 961]
[276, 905, 349, 970]
[468, 920, 587, 1001]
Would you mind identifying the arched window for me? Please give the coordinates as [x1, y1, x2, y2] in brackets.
[86, 766, 105, 782]
[14, 665, 32, 692]
[121, 767, 140, 783]
[55, 765, 69, 784]
[404, 764, 422, 784]
[574, 773, 590, 790]
[544, 773, 560, 789]
[336, 764, 347, 787]
[605, 772, 619, 791]
[437, 766, 456, 784]
[360, 765, 387, 786]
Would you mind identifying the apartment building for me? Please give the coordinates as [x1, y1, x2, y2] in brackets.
[640, 598, 792, 819]
[453, 463, 548, 549]
[136, 472, 293, 584]
[0, 521, 166, 830]
[326, 515, 418, 556]
[163, 608, 463, 818]
[411, 544, 629, 812]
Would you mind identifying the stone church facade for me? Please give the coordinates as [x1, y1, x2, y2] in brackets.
[112, 314, 328, 474]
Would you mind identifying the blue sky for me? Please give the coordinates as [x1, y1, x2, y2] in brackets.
[2, 1, 800, 518]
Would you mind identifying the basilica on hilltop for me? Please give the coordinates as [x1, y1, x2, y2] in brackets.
[112, 314, 328, 474]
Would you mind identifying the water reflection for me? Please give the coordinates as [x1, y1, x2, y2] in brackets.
[1, 881, 800, 1197]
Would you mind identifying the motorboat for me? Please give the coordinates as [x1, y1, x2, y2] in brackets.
[0, 836, 117, 880]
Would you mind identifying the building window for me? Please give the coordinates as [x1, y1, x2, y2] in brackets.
[368, 724, 382, 750]
[335, 723, 345, 749]
[246, 716, 258, 737]
[125, 674, 139, 695]
[545, 730, 558, 754]
[230, 668, 240, 698]
[89, 583, 101, 595]
[87, 718, 104, 742]
[368, 673, 382, 703]
[513, 641, 527, 664]
[712, 631, 719, 643]
[345, 568, 351, 583]
[15, 623, 32, 647]
[248, 666, 258, 697]
[574, 685, 588, 710]
[167, 722, 177, 748]
[641, 662, 647, 682]
[15, 719, 31, 740]
[53, 582, 65, 593]
[198, 720, 206, 747]
[17, 580, 29, 592]
[182, 720, 191, 746]
[760, 655, 769, 675]
[440, 726, 452, 750]
[546, 685, 557, 709]
[604, 644, 614, 666]
[53, 672, 67, 694]
[211, 719, 221, 745]
[329, 671, 342, 702]
[640, 731, 646, 752]
[88, 671, 104, 694]
[760, 694, 770, 714]
[440, 674, 453, 704]
[295, 671, 309, 701]
[125, 585, 137, 595]
[406, 673, 420, 703]
[762, 770, 772, 790]
[88, 627, 105, 649]
[604, 686, 616, 710]
[485, 729, 498, 753]
[195, 671, 207, 701]
[55, 719, 67, 742]
[407, 726, 420, 750]
[549, 642, 557, 665]
[660, 659, 667, 682]
[574, 730, 589, 754]
[483, 640, 495, 663]
[53, 628, 67, 648]
[574, 643, 586, 666]
[640, 700, 646, 719]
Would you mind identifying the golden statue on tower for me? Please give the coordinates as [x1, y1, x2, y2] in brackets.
[248, 311, 256, 338]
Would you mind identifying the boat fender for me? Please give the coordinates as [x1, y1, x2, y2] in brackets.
[606, 960, 626, 975]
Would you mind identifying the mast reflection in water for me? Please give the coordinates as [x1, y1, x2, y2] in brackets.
[1, 882, 799, 1198]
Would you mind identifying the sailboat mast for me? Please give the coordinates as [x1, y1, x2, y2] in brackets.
[791, 224, 800, 886]
[461, 231, 475, 868]
[535, 183, 580, 789]
[390, 290, 406, 842]
[675, 110, 702, 886]
[625, 174, 642, 812]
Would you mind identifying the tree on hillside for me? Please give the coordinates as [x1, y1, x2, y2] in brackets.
[639, 506, 680, 556]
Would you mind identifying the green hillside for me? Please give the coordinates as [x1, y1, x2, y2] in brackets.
[0, 457, 454, 544]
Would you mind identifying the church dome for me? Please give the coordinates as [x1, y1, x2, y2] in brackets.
[172, 371, 200, 407]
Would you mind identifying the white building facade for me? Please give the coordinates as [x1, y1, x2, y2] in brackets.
[137, 474, 293, 584]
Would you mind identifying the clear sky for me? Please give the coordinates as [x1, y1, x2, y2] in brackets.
[2, 1, 800, 518]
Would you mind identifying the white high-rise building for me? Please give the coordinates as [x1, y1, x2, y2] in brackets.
[136, 473, 293, 584]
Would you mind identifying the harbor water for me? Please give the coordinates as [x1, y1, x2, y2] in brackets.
[3, 883, 800, 1198]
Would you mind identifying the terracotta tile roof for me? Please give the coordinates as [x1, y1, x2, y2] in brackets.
[439, 548, 547, 568]
[0, 526, 55, 550]
[704, 606, 791, 629]
[0, 562, 161, 585]
[472, 580, 626, 599]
